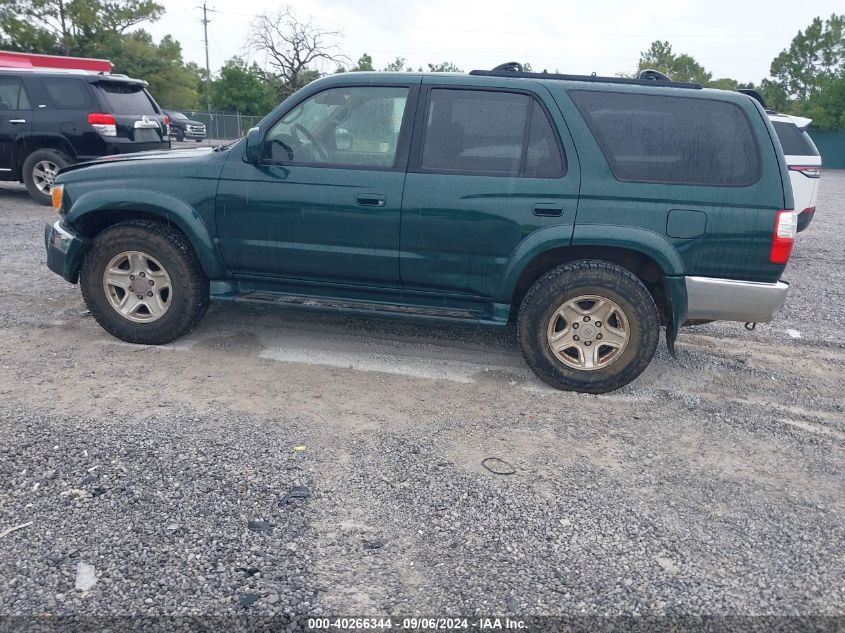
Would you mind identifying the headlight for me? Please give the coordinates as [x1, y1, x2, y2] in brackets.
[51, 184, 64, 212]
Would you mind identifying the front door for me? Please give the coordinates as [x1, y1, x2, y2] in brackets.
[0, 76, 32, 174]
[400, 83, 581, 299]
[216, 82, 418, 288]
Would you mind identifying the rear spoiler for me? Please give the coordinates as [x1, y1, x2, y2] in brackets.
[737, 88, 766, 109]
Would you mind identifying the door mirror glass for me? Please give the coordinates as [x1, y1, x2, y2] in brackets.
[244, 127, 261, 163]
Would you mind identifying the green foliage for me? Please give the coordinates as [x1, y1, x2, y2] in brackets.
[0, 0, 164, 54]
[383, 57, 409, 72]
[770, 14, 845, 101]
[804, 75, 845, 129]
[637, 40, 713, 84]
[209, 57, 277, 116]
[427, 61, 462, 73]
[349, 53, 374, 72]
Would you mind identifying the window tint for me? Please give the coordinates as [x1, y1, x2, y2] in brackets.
[41, 78, 91, 109]
[772, 121, 819, 157]
[0, 77, 31, 110]
[570, 90, 761, 186]
[265, 86, 409, 168]
[95, 82, 157, 114]
[525, 101, 565, 178]
[421, 89, 529, 175]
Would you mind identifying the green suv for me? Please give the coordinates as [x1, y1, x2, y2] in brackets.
[44, 67, 797, 393]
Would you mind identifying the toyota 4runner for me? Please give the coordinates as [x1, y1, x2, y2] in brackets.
[44, 67, 797, 393]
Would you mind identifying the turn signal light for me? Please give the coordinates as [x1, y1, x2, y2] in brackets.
[770, 210, 797, 264]
[88, 112, 117, 137]
[51, 183, 64, 212]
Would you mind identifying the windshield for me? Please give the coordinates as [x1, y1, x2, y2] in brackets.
[170, 111, 188, 120]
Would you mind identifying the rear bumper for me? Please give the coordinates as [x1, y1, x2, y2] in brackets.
[685, 276, 789, 323]
[44, 220, 89, 283]
[797, 207, 815, 232]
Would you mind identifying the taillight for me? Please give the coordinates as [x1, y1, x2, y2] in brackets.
[164, 115, 169, 125]
[788, 165, 821, 178]
[770, 210, 797, 264]
[88, 113, 116, 137]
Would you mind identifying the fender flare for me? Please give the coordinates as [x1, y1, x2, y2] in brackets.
[65, 188, 226, 279]
[498, 223, 688, 343]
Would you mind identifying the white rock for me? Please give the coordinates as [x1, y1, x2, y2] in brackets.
[75, 562, 97, 592]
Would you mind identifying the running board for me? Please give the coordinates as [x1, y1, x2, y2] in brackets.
[230, 291, 493, 323]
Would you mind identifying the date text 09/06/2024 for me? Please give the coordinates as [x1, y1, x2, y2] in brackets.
[307, 617, 526, 630]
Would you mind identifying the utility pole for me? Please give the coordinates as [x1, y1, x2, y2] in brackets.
[201, 2, 211, 111]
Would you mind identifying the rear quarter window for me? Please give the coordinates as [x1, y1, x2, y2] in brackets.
[569, 90, 761, 186]
[94, 82, 157, 115]
[772, 121, 819, 156]
[41, 78, 92, 109]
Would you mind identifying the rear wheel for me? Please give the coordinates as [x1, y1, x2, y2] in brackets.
[80, 221, 209, 345]
[22, 148, 71, 206]
[517, 260, 659, 393]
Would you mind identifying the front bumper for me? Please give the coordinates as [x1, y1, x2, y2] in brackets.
[685, 276, 789, 323]
[44, 220, 89, 283]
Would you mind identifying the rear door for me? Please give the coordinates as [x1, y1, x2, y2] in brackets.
[400, 80, 579, 299]
[91, 80, 167, 144]
[0, 75, 33, 173]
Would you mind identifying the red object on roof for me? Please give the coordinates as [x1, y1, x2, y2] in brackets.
[0, 50, 112, 72]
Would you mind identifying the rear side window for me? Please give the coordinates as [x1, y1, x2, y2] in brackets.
[570, 90, 761, 186]
[772, 121, 819, 157]
[41, 78, 91, 108]
[94, 82, 157, 115]
[0, 77, 31, 110]
[420, 89, 565, 177]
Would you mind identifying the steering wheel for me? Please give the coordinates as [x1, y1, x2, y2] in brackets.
[267, 138, 294, 161]
[293, 123, 329, 161]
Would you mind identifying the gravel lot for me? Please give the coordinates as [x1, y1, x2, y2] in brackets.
[0, 172, 843, 626]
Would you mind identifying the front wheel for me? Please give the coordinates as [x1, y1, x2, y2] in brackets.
[517, 260, 659, 393]
[80, 221, 209, 345]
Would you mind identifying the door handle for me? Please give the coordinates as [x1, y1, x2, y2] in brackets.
[9, 119, 26, 124]
[533, 203, 563, 217]
[355, 193, 386, 207]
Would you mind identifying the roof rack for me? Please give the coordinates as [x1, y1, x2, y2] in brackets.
[470, 64, 703, 90]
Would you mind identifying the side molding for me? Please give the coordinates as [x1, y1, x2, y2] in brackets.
[65, 188, 226, 279]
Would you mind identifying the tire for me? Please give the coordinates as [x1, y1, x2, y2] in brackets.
[517, 260, 659, 393]
[195, 139, 203, 143]
[174, 128, 184, 142]
[22, 148, 71, 206]
[80, 220, 209, 345]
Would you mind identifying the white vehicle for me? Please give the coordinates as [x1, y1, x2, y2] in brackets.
[768, 113, 821, 232]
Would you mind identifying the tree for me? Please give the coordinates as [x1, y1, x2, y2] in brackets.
[804, 75, 845, 129]
[0, 0, 163, 55]
[637, 40, 712, 84]
[383, 57, 410, 72]
[249, 8, 346, 100]
[427, 61, 462, 72]
[209, 57, 277, 115]
[349, 52, 374, 72]
[770, 14, 845, 101]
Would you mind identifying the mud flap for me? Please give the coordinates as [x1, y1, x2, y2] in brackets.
[663, 276, 687, 360]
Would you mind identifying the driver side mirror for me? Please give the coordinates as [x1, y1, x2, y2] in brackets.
[244, 127, 262, 163]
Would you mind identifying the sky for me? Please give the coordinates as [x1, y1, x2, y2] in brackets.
[147, 0, 844, 83]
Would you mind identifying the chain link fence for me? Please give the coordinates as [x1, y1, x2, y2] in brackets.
[175, 111, 266, 141]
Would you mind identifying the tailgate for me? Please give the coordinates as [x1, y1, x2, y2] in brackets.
[93, 81, 167, 142]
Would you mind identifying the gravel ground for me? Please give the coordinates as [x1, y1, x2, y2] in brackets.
[0, 174, 844, 627]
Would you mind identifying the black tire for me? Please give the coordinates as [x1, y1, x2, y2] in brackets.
[195, 138, 203, 143]
[22, 148, 71, 206]
[174, 128, 184, 142]
[80, 221, 209, 345]
[517, 260, 659, 393]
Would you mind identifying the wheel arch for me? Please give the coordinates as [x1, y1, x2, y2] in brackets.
[501, 225, 687, 341]
[65, 189, 227, 280]
[16, 136, 77, 175]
